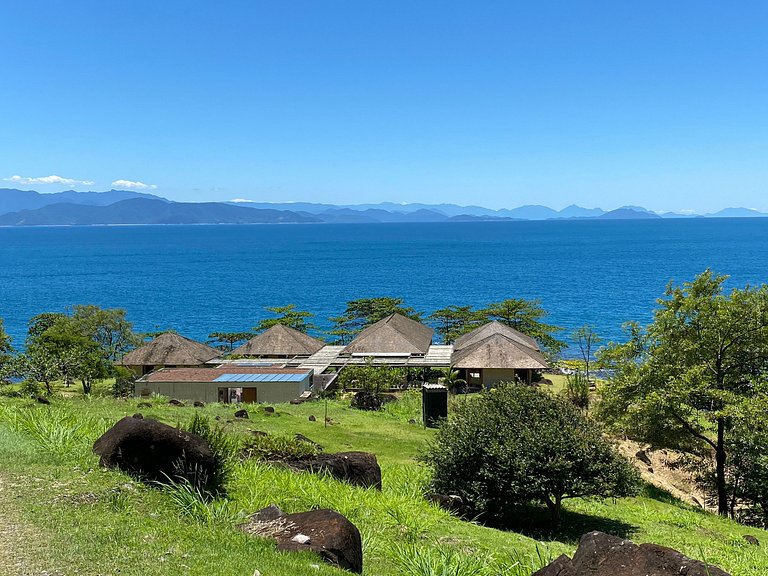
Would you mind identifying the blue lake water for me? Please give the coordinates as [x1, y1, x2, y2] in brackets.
[1, 219, 768, 352]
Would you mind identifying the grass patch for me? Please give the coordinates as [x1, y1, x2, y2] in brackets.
[1, 392, 768, 575]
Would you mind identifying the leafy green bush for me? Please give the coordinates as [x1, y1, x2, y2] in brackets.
[184, 413, 243, 495]
[19, 379, 42, 398]
[242, 432, 320, 461]
[111, 366, 136, 398]
[422, 382, 640, 526]
[563, 370, 590, 409]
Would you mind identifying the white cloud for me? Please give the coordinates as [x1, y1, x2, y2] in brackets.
[4, 174, 95, 186]
[112, 179, 158, 190]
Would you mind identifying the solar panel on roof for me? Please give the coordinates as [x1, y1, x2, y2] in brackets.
[213, 373, 307, 383]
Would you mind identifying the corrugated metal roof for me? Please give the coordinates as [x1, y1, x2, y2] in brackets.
[213, 373, 308, 383]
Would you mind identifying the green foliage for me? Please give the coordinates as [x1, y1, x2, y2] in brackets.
[241, 431, 320, 461]
[482, 298, 565, 356]
[253, 304, 316, 333]
[429, 306, 485, 344]
[441, 367, 467, 394]
[184, 413, 242, 494]
[207, 331, 253, 351]
[19, 378, 42, 398]
[162, 479, 244, 525]
[424, 383, 640, 526]
[328, 297, 421, 343]
[111, 366, 136, 398]
[0, 318, 13, 385]
[597, 270, 768, 516]
[563, 370, 590, 409]
[0, 404, 106, 462]
[382, 389, 423, 421]
[69, 304, 140, 362]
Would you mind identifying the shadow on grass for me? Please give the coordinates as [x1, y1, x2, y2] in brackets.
[479, 503, 637, 545]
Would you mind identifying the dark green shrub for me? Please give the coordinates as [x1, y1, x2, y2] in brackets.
[422, 382, 640, 526]
[111, 366, 136, 398]
[184, 414, 243, 495]
[19, 379, 41, 398]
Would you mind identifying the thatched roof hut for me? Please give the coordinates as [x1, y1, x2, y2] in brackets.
[342, 313, 433, 356]
[232, 324, 325, 357]
[451, 333, 548, 370]
[118, 332, 220, 371]
[454, 320, 540, 351]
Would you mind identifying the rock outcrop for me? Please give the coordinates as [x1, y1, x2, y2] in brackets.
[533, 531, 731, 576]
[93, 416, 216, 491]
[241, 505, 363, 573]
[283, 451, 382, 490]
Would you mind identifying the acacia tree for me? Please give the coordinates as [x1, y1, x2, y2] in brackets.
[208, 331, 253, 351]
[254, 304, 315, 333]
[70, 305, 140, 362]
[429, 306, 484, 344]
[597, 270, 768, 516]
[329, 297, 421, 344]
[481, 298, 565, 356]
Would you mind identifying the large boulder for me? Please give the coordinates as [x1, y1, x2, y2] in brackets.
[532, 531, 731, 576]
[93, 416, 217, 491]
[241, 506, 362, 573]
[283, 451, 382, 490]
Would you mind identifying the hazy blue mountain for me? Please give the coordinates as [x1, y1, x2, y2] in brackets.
[0, 198, 320, 226]
[705, 207, 768, 218]
[598, 207, 662, 220]
[558, 204, 605, 218]
[317, 207, 448, 223]
[499, 205, 560, 220]
[0, 188, 166, 215]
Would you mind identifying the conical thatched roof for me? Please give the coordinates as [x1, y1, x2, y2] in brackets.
[454, 320, 540, 351]
[342, 313, 433, 355]
[118, 332, 220, 366]
[451, 333, 548, 370]
[232, 324, 325, 357]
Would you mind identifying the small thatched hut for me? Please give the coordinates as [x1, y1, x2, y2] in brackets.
[451, 322, 548, 387]
[231, 324, 325, 358]
[341, 313, 434, 356]
[117, 332, 221, 376]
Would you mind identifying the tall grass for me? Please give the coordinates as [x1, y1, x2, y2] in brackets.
[0, 403, 106, 462]
[161, 478, 245, 526]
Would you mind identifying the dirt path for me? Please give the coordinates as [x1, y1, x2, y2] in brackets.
[0, 475, 57, 576]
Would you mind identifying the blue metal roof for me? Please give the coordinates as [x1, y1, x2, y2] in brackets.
[213, 373, 307, 383]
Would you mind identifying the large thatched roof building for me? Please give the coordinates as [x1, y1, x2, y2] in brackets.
[118, 332, 220, 375]
[451, 321, 548, 386]
[341, 313, 434, 356]
[232, 325, 325, 358]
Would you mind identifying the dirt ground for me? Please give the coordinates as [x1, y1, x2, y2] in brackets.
[617, 439, 712, 511]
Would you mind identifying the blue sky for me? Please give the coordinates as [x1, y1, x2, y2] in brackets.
[1, 1, 767, 212]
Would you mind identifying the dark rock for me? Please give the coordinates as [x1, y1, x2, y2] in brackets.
[635, 449, 653, 467]
[290, 399, 301, 405]
[234, 409, 249, 419]
[294, 434, 323, 450]
[36, 396, 50, 405]
[132, 413, 144, 419]
[284, 452, 381, 490]
[251, 503, 285, 522]
[137, 402, 152, 408]
[744, 534, 760, 546]
[425, 492, 467, 516]
[193, 401, 205, 408]
[241, 508, 362, 573]
[93, 417, 216, 491]
[533, 531, 731, 576]
[264, 406, 275, 414]
[531, 554, 574, 576]
[350, 390, 387, 411]
[308, 415, 316, 422]
[214, 415, 222, 421]
[250, 430, 268, 437]
[536, 377, 554, 386]
[168, 399, 184, 406]
[408, 418, 417, 425]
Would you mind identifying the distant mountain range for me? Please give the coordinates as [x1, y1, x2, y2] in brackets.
[1, 188, 767, 226]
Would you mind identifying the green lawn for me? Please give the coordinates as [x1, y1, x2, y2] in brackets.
[1, 388, 767, 576]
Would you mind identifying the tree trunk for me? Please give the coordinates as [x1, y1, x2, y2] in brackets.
[716, 417, 728, 516]
[543, 495, 562, 527]
[82, 379, 91, 395]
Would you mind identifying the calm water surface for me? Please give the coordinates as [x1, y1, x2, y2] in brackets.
[1, 220, 767, 350]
